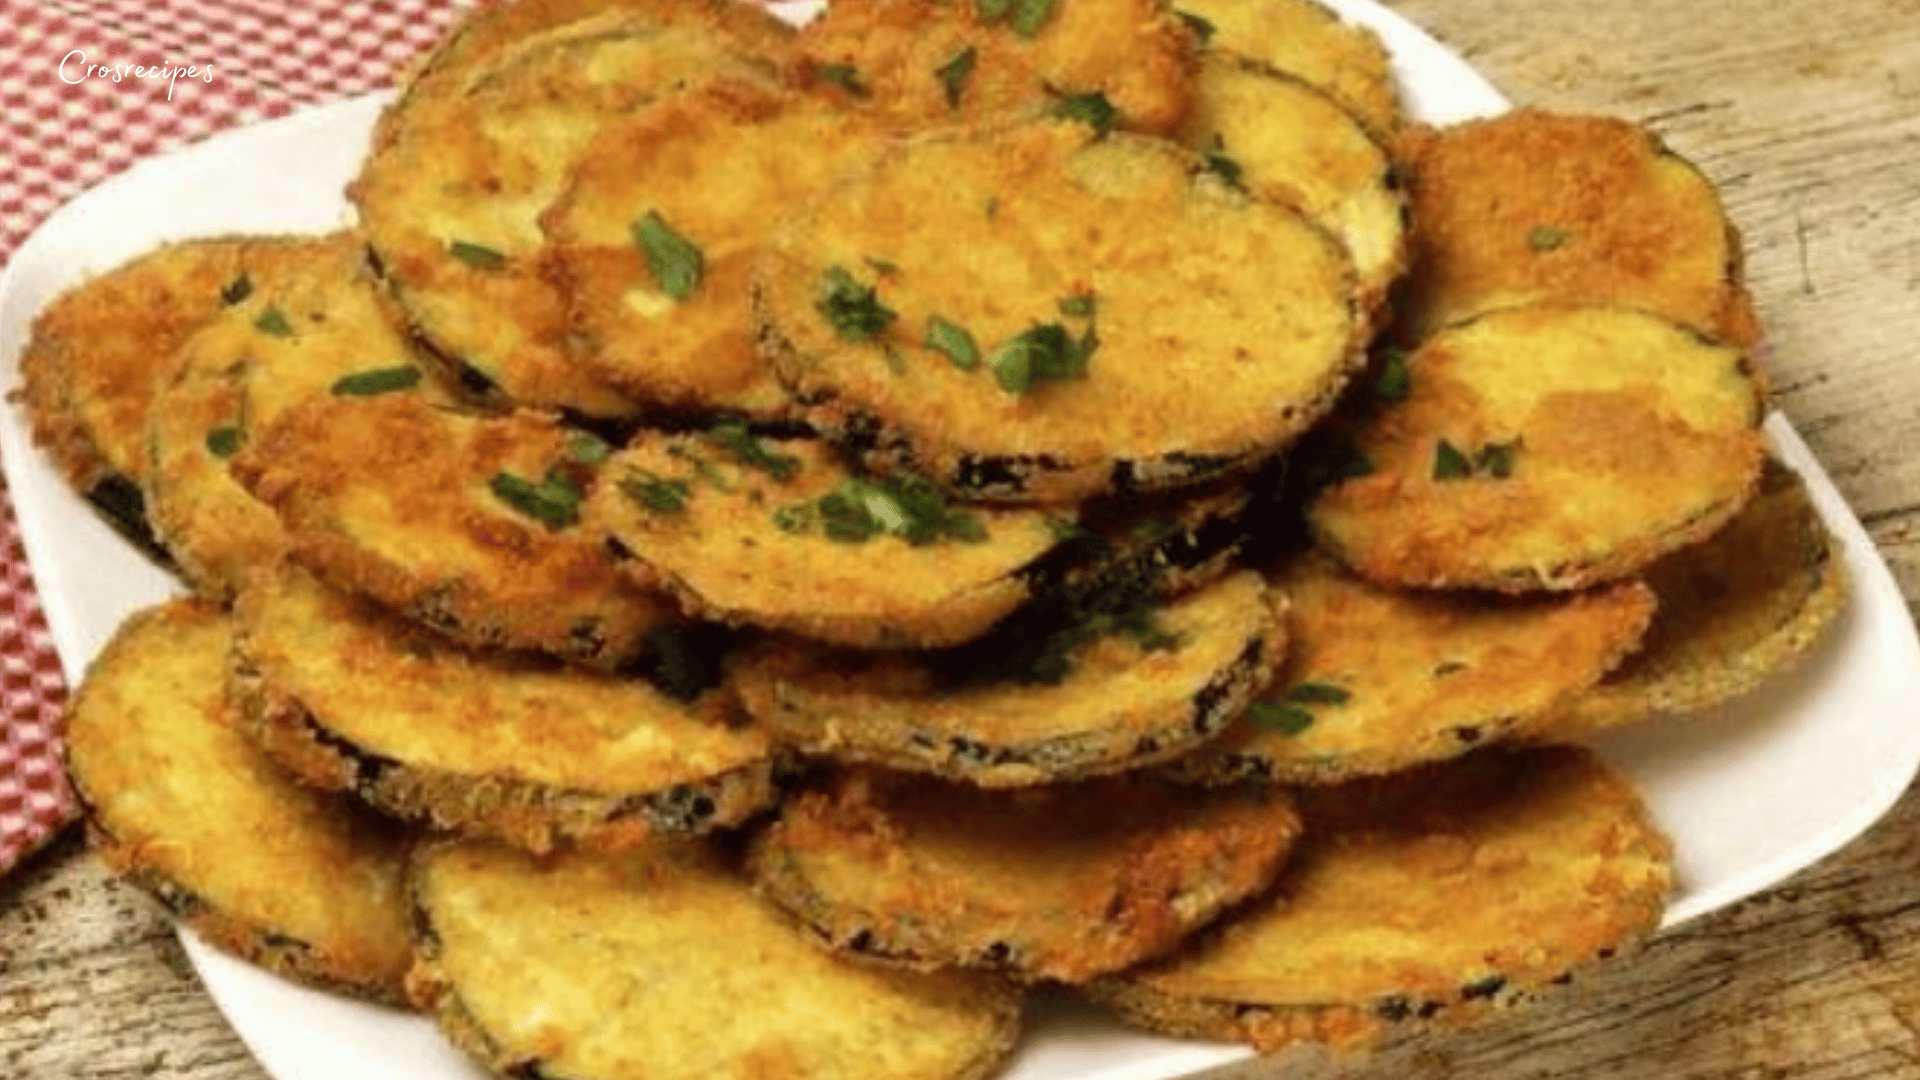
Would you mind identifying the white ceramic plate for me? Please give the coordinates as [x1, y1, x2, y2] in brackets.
[3, 2, 1917, 1079]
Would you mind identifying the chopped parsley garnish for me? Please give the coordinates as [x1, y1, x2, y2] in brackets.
[936, 46, 977, 109]
[619, 469, 692, 515]
[220, 274, 252, 306]
[958, 581, 1178, 686]
[330, 365, 422, 397]
[988, 320, 1098, 394]
[1528, 225, 1571, 253]
[924, 315, 980, 370]
[818, 62, 870, 97]
[775, 472, 984, 546]
[1058, 292, 1096, 318]
[1288, 681, 1352, 706]
[817, 265, 896, 341]
[1202, 135, 1244, 189]
[1435, 438, 1521, 481]
[1052, 91, 1121, 135]
[567, 431, 612, 466]
[1247, 701, 1316, 735]
[1176, 9, 1216, 45]
[977, 0, 1014, 18]
[706, 422, 799, 481]
[205, 426, 243, 459]
[633, 210, 703, 301]
[448, 240, 508, 271]
[1009, 0, 1059, 37]
[253, 306, 294, 338]
[1373, 348, 1411, 402]
[490, 468, 583, 530]
[1433, 439, 1474, 481]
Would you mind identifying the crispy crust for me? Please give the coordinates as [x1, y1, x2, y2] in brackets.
[590, 432, 1063, 649]
[230, 560, 776, 852]
[63, 598, 413, 1005]
[731, 570, 1282, 786]
[1310, 303, 1766, 592]
[230, 392, 674, 665]
[748, 767, 1303, 983]
[1180, 552, 1655, 784]
[1093, 745, 1673, 1053]
[406, 837, 1023, 1080]
[756, 121, 1368, 503]
[1176, 0, 1403, 138]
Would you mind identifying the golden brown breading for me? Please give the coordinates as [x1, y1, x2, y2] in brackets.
[1093, 746, 1673, 1053]
[749, 767, 1302, 983]
[349, 0, 795, 417]
[63, 597, 413, 1004]
[1175, 0, 1403, 137]
[1310, 303, 1766, 592]
[730, 570, 1282, 786]
[231, 560, 777, 853]
[1178, 552, 1654, 784]
[790, 0, 1199, 135]
[1529, 456, 1845, 738]
[590, 430, 1064, 649]
[757, 120, 1367, 503]
[145, 231, 450, 600]
[1392, 109, 1758, 347]
[543, 77, 886, 418]
[230, 392, 673, 665]
[407, 837, 1023, 1080]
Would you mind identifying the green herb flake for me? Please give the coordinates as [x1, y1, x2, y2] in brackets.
[490, 469, 583, 530]
[977, 0, 1014, 18]
[1202, 135, 1244, 190]
[818, 62, 869, 97]
[780, 473, 984, 546]
[1176, 9, 1216, 45]
[989, 321, 1096, 394]
[1248, 700, 1316, 735]
[1009, 0, 1058, 37]
[1528, 225, 1571, 253]
[330, 365, 422, 397]
[936, 46, 977, 109]
[567, 432, 612, 466]
[1433, 439, 1473, 481]
[707, 422, 800, 482]
[618, 469, 692, 516]
[817, 266, 897, 341]
[1288, 681, 1352, 706]
[1058, 292, 1096, 318]
[1373, 348, 1411, 402]
[205, 426, 244, 459]
[1052, 91, 1121, 135]
[924, 315, 980, 370]
[448, 240, 508, 271]
[632, 210, 703, 302]
[220, 274, 253, 306]
[1475, 439, 1520, 479]
[253, 306, 294, 338]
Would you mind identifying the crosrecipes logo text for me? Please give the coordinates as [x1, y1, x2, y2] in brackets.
[59, 50, 215, 100]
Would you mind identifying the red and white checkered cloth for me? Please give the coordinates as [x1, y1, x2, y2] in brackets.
[0, 0, 471, 873]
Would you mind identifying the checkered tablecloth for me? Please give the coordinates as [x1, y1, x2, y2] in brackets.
[0, 0, 471, 873]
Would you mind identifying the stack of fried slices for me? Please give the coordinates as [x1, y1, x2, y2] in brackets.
[27, 0, 1847, 1076]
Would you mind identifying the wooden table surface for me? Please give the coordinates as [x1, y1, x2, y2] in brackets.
[5, 0, 1920, 1077]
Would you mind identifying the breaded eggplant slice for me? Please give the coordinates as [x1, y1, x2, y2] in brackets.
[230, 392, 672, 665]
[348, 0, 793, 417]
[1092, 745, 1673, 1052]
[1179, 55, 1407, 314]
[1393, 110, 1760, 348]
[750, 767, 1302, 984]
[790, 0, 1198, 135]
[1310, 303, 1766, 592]
[1530, 457, 1845, 738]
[732, 570, 1281, 786]
[543, 78, 886, 418]
[63, 597, 412, 1003]
[231, 560, 775, 853]
[16, 236, 273, 554]
[408, 837, 1022, 1080]
[146, 232, 451, 599]
[590, 429, 1063, 649]
[1033, 470, 1260, 604]
[1174, 0, 1403, 137]
[758, 121, 1367, 503]
[1179, 552, 1654, 784]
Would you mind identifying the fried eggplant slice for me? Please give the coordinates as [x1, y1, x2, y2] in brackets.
[408, 837, 1022, 1080]
[63, 597, 413, 1004]
[790, 0, 1198, 135]
[1530, 457, 1845, 738]
[544, 77, 885, 418]
[731, 570, 1281, 786]
[590, 429, 1062, 649]
[1178, 552, 1654, 784]
[231, 560, 776, 853]
[348, 0, 793, 417]
[1179, 55, 1407, 314]
[16, 236, 271, 556]
[1392, 109, 1759, 348]
[230, 392, 672, 665]
[1174, 0, 1402, 137]
[1093, 746, 1673, 1052]
[145, 231, 451, 599]
[749, 767, 1302, 983]
[757, 121, 1367, 503]
[1310, 303, 1766, 592]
